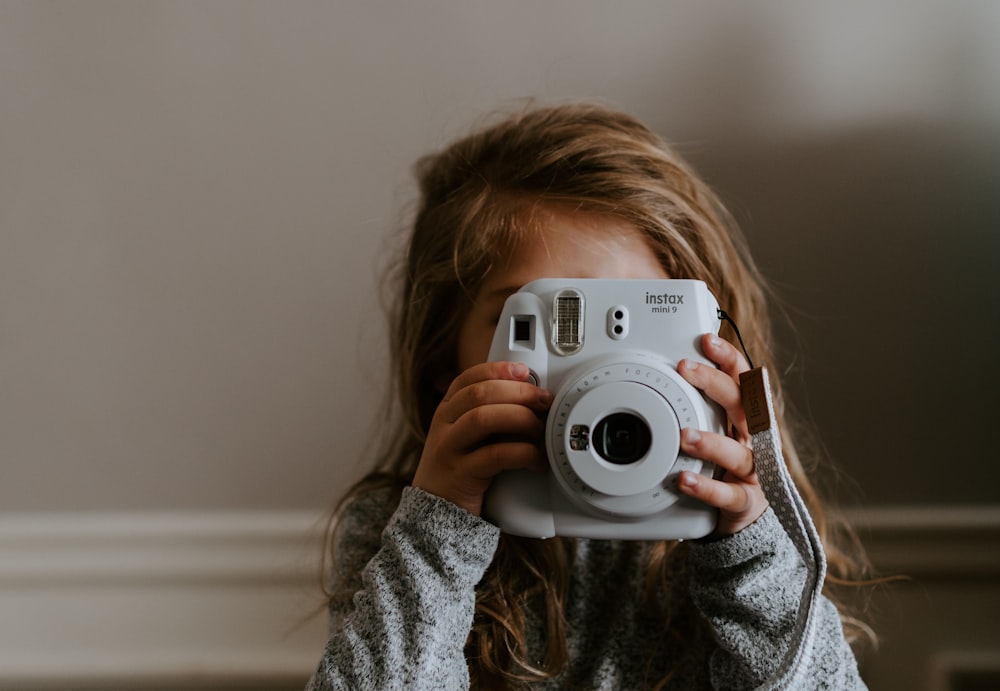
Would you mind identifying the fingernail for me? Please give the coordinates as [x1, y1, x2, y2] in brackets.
[679, 471, 698, 488]
[709, 335, 723, 349]
[682, 428, 701, 445]
[681, 359, 698, 372]
[511, 363, 529, 379]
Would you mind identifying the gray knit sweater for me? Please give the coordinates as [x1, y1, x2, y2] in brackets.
[306, 486, 866, 690]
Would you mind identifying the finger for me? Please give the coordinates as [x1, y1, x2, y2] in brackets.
[700, 334, 751, 379]
[677, 471, 757, 514]
[442, 361, 534, 402]
[449, 403, 546, 451]
[464, 440, 548, 479]
[677, 359, 749, 440]
[442, 378, 552, 424]
[680, 427, 754, 479]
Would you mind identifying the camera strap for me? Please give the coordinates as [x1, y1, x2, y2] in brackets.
[740, 367, 828, 691]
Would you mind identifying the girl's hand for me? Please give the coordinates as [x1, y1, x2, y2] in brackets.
[412, 361, 553, 516]
[677, 334, 769, 538]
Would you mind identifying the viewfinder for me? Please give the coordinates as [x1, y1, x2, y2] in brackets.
[513, 317, 532, 342]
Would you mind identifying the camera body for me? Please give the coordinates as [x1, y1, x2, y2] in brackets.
[481, 278, 725, 540]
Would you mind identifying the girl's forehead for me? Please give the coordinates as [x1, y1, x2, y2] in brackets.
[481, 208, 668, 293]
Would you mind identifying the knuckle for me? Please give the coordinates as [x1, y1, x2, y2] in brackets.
[468, 381, 492, 407]
[721, 484, 742, 511]
[479, 442, 500, 465]
[491, 360, 516, 379]
[453, 366, 478, 388]
[713, 337, 743, 368]
[466, 405, 493, 429]
[516, 380, 537, 399]
[699, 481, 722, 506]
[483, 441, 512, 470]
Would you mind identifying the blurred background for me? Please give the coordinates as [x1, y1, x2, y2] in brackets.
[1, 2, 997, 689]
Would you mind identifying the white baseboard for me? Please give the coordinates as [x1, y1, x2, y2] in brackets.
[0, 511, 330, 690]
[0, 506, 997, 689]
[842, 505, 1000, 579]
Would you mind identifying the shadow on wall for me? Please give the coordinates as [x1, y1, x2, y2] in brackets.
[687, 124, 1000, 507]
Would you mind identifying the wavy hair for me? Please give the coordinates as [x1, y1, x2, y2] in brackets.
[325, 101, 873, 688]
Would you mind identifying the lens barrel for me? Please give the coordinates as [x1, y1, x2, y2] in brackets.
[593, 412, 652, 465]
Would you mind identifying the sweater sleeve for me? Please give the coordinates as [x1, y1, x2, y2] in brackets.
[689, 508, 867, 690]
[306, 486, 501, 691]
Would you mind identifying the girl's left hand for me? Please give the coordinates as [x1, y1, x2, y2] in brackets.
[677, 334, 769, 538]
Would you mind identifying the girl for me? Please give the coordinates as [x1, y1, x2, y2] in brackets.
[307, 102, 869, 689]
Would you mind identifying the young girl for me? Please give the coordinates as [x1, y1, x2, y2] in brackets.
[307, 102, 870, 689]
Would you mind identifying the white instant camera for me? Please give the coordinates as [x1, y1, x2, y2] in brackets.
[481, 278, 725, 540]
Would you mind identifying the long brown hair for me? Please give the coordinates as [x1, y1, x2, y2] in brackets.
[326, 101, 872, 687]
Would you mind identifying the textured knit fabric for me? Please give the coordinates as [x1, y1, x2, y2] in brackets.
[306, 486, 866, 690]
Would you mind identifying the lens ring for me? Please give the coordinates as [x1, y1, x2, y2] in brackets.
[553, 378, 680, 498]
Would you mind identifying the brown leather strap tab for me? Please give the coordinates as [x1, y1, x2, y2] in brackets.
[740, 367, 771, 434]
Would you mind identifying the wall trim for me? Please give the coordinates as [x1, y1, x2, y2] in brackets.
[843, 505, 1000, 580]
[929, 651, 1000, 691]
[0, 510, 330, 689]
[0, 510, 328, 585]
[0, 505, 996, 688]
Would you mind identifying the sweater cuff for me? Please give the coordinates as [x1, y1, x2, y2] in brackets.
[689, 507, 788, 570]
[387, 486, 501, 582]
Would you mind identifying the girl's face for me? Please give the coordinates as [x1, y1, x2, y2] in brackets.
[456, 206, 669, 373]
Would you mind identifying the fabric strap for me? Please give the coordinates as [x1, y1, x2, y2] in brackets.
[740, 367, 828, 690]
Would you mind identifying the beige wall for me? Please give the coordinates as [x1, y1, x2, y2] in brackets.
[3, 1, 996, 513]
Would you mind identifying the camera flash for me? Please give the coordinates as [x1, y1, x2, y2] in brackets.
[552, 288, 584, 355]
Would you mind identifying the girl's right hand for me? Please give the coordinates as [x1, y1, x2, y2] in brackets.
[412, 361, 553, 516]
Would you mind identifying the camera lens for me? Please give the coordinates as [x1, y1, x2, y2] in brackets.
[593, 413, 652, 465]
